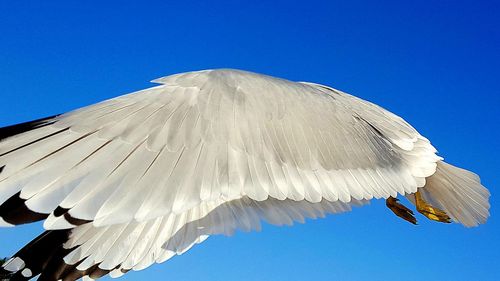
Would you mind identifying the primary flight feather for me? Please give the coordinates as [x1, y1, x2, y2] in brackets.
[0, 69, 490, 280]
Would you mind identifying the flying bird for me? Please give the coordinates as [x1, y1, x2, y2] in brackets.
[0, 69, 490, 280]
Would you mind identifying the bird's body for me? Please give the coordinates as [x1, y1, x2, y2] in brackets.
[0, 69, 490, 280]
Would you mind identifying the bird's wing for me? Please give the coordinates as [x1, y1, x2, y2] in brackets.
[68, 197, 364, 274]
[0, 69, 441, 228]
[3, 196, 365, 280]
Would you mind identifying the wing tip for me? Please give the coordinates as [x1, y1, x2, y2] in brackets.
[0, 114, 61, 142]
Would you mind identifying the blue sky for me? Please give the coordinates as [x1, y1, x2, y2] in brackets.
[0, 1, 499, 280]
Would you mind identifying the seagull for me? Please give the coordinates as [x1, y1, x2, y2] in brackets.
[0, 69, 490, 280]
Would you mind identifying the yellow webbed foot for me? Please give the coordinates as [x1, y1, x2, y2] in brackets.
[414, 191, 451, 224]
[386, 197, 417, 225]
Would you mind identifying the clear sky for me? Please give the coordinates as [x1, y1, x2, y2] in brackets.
[0, 1, 499, 280]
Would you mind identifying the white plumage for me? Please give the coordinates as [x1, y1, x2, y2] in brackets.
[0, 69, 490, 280]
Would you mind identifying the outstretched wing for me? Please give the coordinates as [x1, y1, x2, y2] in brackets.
[0, 69, 440, 229]
[2, 197, 366, 280]
[1, 69, 450, 280]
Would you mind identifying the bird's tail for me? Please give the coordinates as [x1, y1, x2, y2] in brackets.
[414, 161, 490, 227]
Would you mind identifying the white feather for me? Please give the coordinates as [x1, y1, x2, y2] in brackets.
[0, 69, 490, 280]
[60, 196, 365, 274]
[1, 69, 436, 224]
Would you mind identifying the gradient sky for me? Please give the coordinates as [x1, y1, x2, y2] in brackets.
[0, 1, 499, 280]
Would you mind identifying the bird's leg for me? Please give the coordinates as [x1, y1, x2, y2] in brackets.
[386, 197, 417, 225]
[414, 191, 451, 223]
